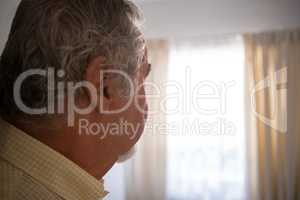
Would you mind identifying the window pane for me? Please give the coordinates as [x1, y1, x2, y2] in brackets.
[166, 36, 246, 200]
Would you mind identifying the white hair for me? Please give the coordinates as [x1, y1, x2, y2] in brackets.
[0, 0, 145, 116]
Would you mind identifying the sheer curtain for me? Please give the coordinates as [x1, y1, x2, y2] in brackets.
[125, 40, 170, 200]
[244, 30, 300, 200]
[166, 36, 246, 200]
[125, 36, 247, 200]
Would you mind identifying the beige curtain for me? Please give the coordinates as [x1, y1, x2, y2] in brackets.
[244, 30, 300, 200]
[125, 40, 169, 200]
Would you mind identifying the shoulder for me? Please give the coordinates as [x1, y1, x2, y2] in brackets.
[0, 158, 63, 200]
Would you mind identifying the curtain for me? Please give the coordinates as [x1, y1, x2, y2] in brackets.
[125, 40, 170, 200]
[244, 30, 300, 200]
[166, 36, 246, 200]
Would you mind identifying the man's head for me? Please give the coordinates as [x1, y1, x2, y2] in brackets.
[0, 0, 150, 176]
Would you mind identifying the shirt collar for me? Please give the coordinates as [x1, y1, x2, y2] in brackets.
[0, 119, 108, 200]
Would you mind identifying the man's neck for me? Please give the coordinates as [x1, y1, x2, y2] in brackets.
[8, 117, 118, 180]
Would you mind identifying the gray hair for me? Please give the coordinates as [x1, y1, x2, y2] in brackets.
[0, 0, 145, 117]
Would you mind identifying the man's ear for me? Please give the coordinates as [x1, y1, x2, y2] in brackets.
[85, 56, 112, 112]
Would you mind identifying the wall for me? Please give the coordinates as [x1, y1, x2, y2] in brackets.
[136, 0, 300, 38]
[0, 0, 19, 53]
[1, 0, 300, 51]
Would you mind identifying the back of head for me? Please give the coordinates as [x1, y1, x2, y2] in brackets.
[0, 0, 145, 117]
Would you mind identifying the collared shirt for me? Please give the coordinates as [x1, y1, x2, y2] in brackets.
[0, 119, 108, 200]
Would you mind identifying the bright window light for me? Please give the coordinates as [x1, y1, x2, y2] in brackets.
[166, 36, 246, 200]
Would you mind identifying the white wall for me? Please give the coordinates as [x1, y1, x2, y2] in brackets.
[136, 0, 300, 38]
[0, 0, 19, 53]
[1, 0, 300, 51]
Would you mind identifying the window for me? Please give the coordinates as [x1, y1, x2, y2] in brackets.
[166, 36, 246, 200]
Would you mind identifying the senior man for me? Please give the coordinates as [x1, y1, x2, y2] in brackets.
[0, 0, 150, 199]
